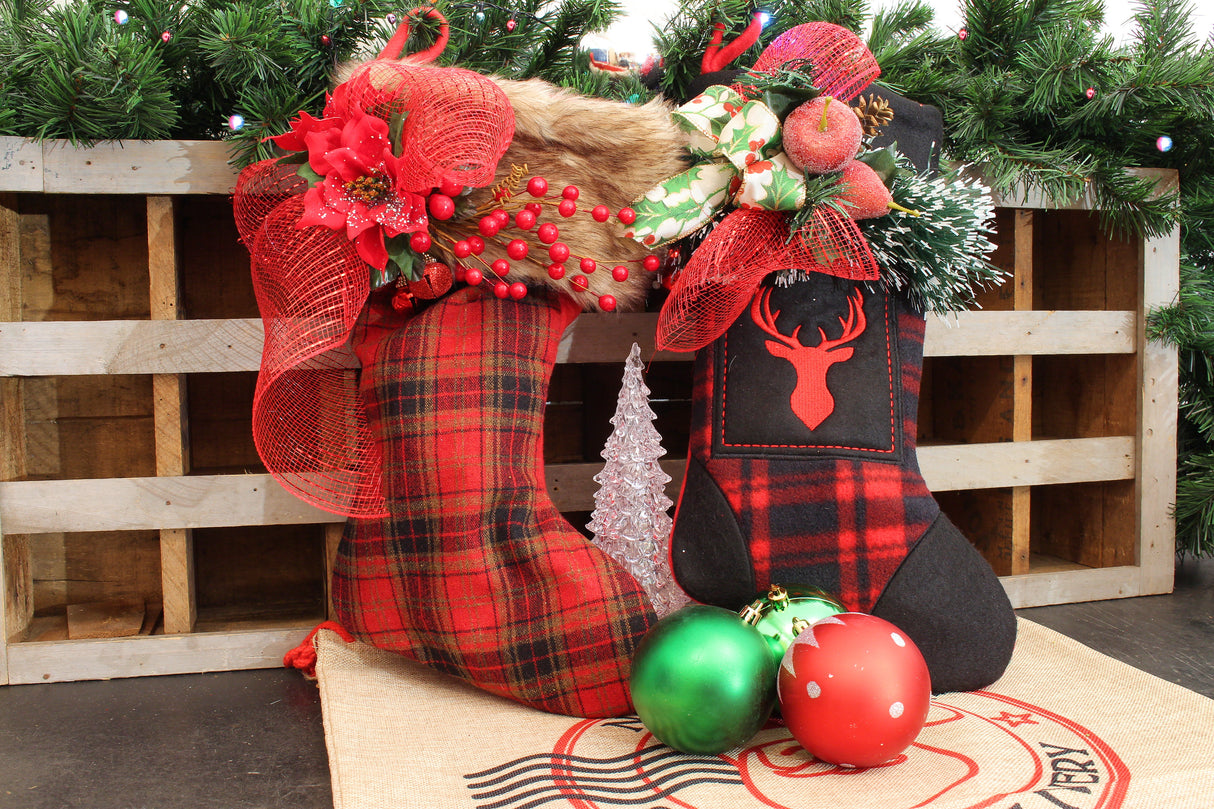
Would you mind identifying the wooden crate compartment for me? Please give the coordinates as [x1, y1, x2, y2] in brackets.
[0, 139, 1178, 685]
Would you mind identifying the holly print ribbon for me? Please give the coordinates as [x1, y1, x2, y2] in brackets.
[629, 85, 808, 246]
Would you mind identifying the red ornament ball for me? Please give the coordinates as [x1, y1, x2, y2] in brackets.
[428, 193, 455, 220]
[561, 185, 580, 200]
[642, 255, 661, 272]
[464, 268, 484, 286]
[1085, 87, 1097, 99]
[515, 210, 537, 230]
[321, 34, 332, 46]
[409, 231, 433, 253]
[958, 27, 968, 40]
[452, 240, 471, 258]
[537, 223, 560, 244]
[509, 282, 528, 300]
[547, 263, 566, 280]
[778, 613, 931, 769]
[611, 265, 629, 282]
[491, 258, 512, 276]
[558, 199, 577, 218]
[579, 257, 596, 273]
[548, 242, 570, 263]
[506, 18, 517, 31]
[591, 204, 610, 222]
[598, 294, 617, 311]
[617, 207, 637, 225]
[506, 240, 529, 260]
[161, 31, 172, 43]
[526, 176, 549, 197]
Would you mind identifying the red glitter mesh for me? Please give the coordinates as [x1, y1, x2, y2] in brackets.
[656, 208, 879, 353]
[743, 22, 880, 102]
[235, 46, 515, 517]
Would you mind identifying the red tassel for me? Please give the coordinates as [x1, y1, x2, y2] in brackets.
[283, 621, 356, 679]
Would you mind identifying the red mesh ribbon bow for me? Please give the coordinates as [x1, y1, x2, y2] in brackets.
[233, 9, 515, 517]
[657, 22, 882, 353]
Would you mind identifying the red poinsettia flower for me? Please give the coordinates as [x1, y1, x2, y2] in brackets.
[293, 106, 429, 269]
[269, 109, 343, 154]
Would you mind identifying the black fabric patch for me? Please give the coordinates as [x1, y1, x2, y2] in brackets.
[714, 276, 901, 461]
[669, 457, 756, 609]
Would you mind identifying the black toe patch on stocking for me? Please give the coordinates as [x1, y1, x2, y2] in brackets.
[670, 457, 755, 609]
[873, 513, 1017, 693]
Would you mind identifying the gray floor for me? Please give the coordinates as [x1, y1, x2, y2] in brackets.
[1, 557, 1211, 809]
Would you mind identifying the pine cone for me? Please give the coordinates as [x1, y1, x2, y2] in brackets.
[852, 94, 895, 138]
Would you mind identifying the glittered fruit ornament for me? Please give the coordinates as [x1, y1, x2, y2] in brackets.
[739, 583, 846, 668]
[630, 605, 777, 754]
[778, 613, 931, 768]
[782, 96, 863, 175]
[836, 160, 917, 220]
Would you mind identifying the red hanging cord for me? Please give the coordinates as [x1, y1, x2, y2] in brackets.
[378, 6, 450, 62]
[701, 13, 763, 74]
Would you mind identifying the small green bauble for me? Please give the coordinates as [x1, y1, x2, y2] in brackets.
[739, 583, 846, 668]
[630, 604, 777, 755]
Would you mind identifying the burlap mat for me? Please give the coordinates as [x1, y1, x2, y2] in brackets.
[314, 618, 1214, 809]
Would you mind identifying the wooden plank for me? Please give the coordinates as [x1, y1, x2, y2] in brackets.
[918, 436, 1134, 491]
[1137, 227, 1180, 595]
[66, 598, 145, 639]
[324, 524, 343, 621]
[40, 140, 238, 195]
[5, 625, 310, 684]
[0, 310, 1138, 378]
[1000, 565, 1147, 609]
[1010, 208, 1034, 576]
[0, 138, 44, 192]
[988, 168, 1178, 211]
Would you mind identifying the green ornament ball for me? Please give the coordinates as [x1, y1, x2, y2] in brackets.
[739, 583, 846, 668]
[629, 604, 777, 755]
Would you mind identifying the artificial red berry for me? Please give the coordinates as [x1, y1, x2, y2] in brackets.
[509, 282, 528, 300]
[492, 209, 511, 225]
[558, 199, 577, 217]
[612, 265, 629, 282]
[571, 275, 590, 290]
[515, 210, 537, 230]
[525, 202, 544, 216]
[527, 176, 549, 197]
[617, 207, 637, 225]
[506, 240, 529, 260]
[491, 258, 511, 276]
[579, 257, 596, 273]
[454, 264, 467, 282]
[642, 255, 661, 271]
[591, 204, 610, 222]
[409, 231, 432, 252]
[537, 223, 560, 244]
[438, 177, 463, 197]
[478, 216, 501, 237]
[467, 235, 486, 255]
[452, 240, 472, 258]
[494, 282, 510, 298]
[598, 294, 617, 311]
[548, 242, 570, 263]
[321, 34, 332, 46]
[547, 263, 566, 280]
[561, 185, 580, 200]
[465, 267, 483, 286]
[428, 194, 456, 220]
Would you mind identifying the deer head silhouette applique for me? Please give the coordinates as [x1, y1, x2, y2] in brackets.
[750, 286, 867, 430]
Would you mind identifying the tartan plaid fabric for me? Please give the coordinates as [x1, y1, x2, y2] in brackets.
[671, 280, 938, 613]
[332, 286, 656, 718]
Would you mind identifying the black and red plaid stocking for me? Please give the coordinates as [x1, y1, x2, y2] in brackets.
[669, 274, 1016, 693]
[332, 286, 655, 717]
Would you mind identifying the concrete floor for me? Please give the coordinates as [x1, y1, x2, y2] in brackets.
[1, 557, 1211, 809]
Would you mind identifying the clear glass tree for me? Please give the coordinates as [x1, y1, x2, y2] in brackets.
[588, 343, 689, 617]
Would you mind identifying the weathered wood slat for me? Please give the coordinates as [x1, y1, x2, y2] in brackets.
[37, 140, 237, 195]
[0, 437, 1133, 534]
[0, 310, 1137, 377]
[6, 625, 307, 684]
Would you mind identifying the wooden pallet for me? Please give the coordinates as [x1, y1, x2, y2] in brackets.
[0, 139, 1178, 685]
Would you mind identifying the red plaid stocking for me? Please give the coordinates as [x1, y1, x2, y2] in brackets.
[669, 275, 1016, 693]
[332, 286, 655, 717]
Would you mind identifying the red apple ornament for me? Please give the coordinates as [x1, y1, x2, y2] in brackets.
[782, 96, 863, 174]
[778, 613, 931, 768]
